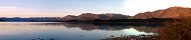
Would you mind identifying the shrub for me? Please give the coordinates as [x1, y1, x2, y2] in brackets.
[158, 16, 191, 40]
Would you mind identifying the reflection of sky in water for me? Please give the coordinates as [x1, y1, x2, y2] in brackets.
[122, 28, 154, 35]
[0, 22, 155, 40]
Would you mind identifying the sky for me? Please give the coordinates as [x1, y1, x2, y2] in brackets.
[0, 0, 191, 17]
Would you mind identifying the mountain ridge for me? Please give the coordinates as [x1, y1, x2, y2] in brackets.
[131, 6, 191, 19]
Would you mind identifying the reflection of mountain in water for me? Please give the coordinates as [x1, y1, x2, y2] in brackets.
[33, 22, 160, 33]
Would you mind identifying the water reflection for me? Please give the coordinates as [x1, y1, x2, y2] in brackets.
[0, 22, 159, 40]
[33, 22, 159, 33]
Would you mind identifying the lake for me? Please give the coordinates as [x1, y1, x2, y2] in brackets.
[0, 22, 158, 40]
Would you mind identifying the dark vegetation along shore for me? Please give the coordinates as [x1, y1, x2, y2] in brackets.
[63, 18, 179, 27]
[65, 18, 178, 23]
[0, 17, 178, 24]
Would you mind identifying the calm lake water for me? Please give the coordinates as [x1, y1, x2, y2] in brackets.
[0, 22, 157, 40]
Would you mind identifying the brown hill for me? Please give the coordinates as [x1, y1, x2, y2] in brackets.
[131, 6, 191, 19]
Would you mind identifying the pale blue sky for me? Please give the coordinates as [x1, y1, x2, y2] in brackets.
[0, 0, 124, 11]
[0, 0, 126, 17]
[0, 0, 190, 17]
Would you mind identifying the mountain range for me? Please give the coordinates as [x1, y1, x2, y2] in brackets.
[1, 6, 189, 22]
[131, 6, 191, 19]
[63, 6, 191, 21]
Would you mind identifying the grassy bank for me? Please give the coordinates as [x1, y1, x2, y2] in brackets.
[158, 16, 191, 40]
